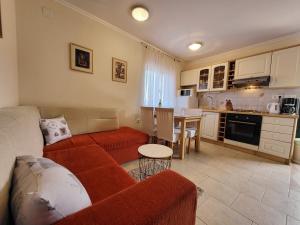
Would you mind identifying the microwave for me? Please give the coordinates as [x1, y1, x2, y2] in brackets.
[178, 89, 194, 96]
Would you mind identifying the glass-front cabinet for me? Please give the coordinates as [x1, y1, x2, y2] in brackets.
[197, 66, 211, 92]
[211, 63, 228, 91]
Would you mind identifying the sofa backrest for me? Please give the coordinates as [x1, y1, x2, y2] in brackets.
[38, 107, 120, 135]
[0, 106, 44, 225]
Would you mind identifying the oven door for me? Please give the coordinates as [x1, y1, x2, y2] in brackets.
[225, 114, 262, 146]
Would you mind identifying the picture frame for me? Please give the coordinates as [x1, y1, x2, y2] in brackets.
[112, 57, 127, 83]
[70, 43, 93, 74]
[0, 2, 2, 38]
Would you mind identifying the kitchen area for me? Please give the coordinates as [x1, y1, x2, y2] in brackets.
[178, 45, 300, 164]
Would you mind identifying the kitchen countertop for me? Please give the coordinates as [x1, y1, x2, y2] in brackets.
[201, 108, 299, 119]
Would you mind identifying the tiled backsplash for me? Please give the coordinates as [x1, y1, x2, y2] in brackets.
[199, 88, 300, 112]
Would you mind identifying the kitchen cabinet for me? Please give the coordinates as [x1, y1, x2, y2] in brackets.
[180, 69, 199, 86]
[201, 112, 220, 140]
[197, 63, 228, 92]
[235, 53, 271, 80]
[211, 63, 228, 91]
[197, 66, 212, 92]
[270, 46, 300, 88]
[259, 116, 296, 159]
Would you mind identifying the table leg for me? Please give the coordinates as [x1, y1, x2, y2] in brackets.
[180, 119, 186, 159]
[195, 119, 201, 152]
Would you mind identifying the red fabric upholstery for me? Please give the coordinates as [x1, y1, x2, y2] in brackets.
[43, 127, 197, 225]
[55, 170, 197, 225]
[44, 144, 117, 174]
[43, 134, 95, 152]
[89, 127, 149, 151]
[76, 165, 136, 203]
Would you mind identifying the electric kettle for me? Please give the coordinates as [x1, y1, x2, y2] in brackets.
[267, 103, 280, 114]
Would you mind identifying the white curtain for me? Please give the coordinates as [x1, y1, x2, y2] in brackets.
[142, 47, 180, 107]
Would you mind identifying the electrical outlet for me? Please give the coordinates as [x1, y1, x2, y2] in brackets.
[272, 95, 281, 100]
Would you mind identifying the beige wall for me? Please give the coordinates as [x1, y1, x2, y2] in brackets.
[0, 0, 19, 107]
[184, 32, 300, 70]
[16, 0, 147, 128]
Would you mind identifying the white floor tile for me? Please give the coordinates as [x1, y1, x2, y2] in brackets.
[232, 194, 286, 225]
[198, 197, 252, 225]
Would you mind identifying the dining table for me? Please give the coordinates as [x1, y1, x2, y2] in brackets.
[173, 113, 202, 160]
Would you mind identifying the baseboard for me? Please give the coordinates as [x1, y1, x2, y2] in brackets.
[201, 137, 289, 164]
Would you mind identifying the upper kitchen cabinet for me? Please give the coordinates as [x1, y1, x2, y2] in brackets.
[235, 53, 272, 80]
[270, 46, 300, 88]
[197, 66, 211, 92]
[180, 69, 199, 86]
[211, 63, 228, 91]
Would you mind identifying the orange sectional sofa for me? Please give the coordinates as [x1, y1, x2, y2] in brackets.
[43, 128, 198, 225]
[0, 106, 198, 225]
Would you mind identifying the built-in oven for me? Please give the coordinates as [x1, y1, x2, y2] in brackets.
[225, 114, 262, 146]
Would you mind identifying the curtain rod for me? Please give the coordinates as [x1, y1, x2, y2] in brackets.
[140, 42, 183, 63]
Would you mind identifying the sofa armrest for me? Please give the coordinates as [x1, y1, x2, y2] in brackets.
[56, 170, 197, 225]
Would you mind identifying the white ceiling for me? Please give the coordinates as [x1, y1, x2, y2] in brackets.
[64, 0, 300, 60]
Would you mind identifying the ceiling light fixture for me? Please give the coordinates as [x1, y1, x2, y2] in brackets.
[131, 6, 149, 22]
[188, 42, 203, 51]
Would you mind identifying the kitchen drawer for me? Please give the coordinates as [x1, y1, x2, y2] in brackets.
[261, 123, 294, 135]
[259, 138, 291, 159]
[261, 131, 292, 143]
[263, 117, 294, 127]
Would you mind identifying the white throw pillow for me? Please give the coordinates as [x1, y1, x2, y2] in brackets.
[11, 156, 92, 225]
[40, 116, 72, 145]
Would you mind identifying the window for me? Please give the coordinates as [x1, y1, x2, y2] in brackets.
[142, 47, 179, 107]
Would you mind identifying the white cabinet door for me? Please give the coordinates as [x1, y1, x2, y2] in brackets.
[270, 46, 300, 88]
[180, 69, 199, 86]
[197, 66, 212, 92]
[211, 63, 228, 91]
[235, 53, 271, 80]
[201, 112, 219, 140]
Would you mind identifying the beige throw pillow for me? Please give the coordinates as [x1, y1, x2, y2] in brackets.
[11, 156, 92, 225]
[40, 116, 72, 145]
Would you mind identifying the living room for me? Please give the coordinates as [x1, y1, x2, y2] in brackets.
[1, 0, 300, 225]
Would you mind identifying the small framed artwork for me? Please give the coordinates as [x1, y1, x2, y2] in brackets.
[70, 43, 93, 74]
[112, 57, 127, 83]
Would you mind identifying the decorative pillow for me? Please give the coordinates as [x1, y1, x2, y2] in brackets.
[11, 156, 92, 225]
[40, 116, 72, 145]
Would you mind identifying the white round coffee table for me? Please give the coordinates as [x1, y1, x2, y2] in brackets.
[138, 144, 173, 179]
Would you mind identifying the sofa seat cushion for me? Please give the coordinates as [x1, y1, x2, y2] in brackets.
[76, 165, 136, 203]
[43, 134, 95, 152]
[44, 144, 116, 174]
[108, 144, 142, 165]
[89, 127, 149, 151]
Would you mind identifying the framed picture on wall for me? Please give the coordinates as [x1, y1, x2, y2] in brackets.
[70, 43, 93, 74]
[112, 57, 127, 83]
[0, 2, 3, 38]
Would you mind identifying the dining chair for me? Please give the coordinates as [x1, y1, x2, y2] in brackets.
[183, 108, 203, 153]
[155, 107, 187, 149]
[140, 106, 156, 143]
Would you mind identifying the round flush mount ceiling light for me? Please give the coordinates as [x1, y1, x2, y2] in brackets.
[188, 42, 203, 51]
[131, 6, 149, 22]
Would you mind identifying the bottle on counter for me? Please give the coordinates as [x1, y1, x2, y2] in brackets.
[226, 99, 233, 111]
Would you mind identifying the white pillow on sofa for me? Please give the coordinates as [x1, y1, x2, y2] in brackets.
[11, 156, 92, 225]
[40, 116, 72, 145]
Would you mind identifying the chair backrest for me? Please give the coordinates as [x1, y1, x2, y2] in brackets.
[140, 106, 155, 136]
[156, 108, 174, 142]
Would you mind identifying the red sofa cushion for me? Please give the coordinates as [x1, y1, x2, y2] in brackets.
[44, 144, 116, 174]
[76, 165, 136, 203]
[44, 134, 95, 152]
[89, 127, 149, 151]
[108, 144, 142, 165]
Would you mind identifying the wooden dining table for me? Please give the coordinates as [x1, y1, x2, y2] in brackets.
[173, 114, 202, 160]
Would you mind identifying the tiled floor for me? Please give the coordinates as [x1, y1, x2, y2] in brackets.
[123, 141, 300, 225]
